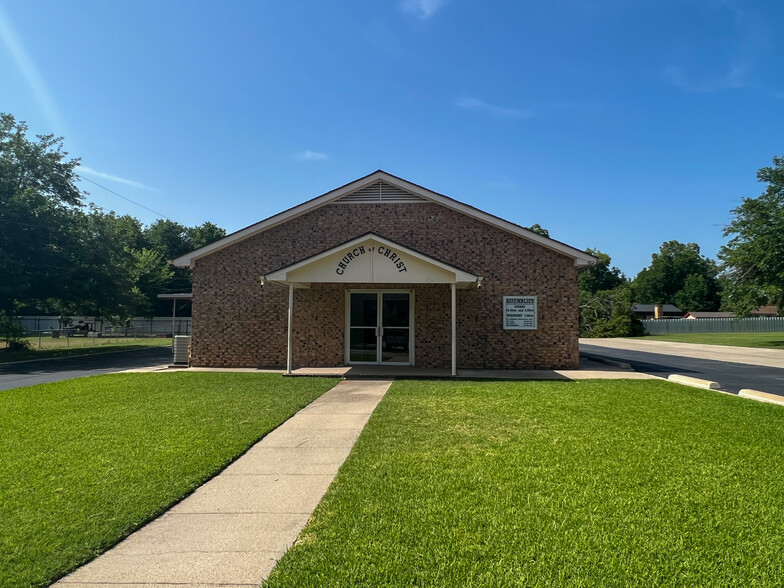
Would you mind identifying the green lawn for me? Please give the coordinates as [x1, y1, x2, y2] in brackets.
[0, 336, 172, 363]
[265, 379, 784, 587]
[642, 332, 784, 349]
[0, 373, 338, 588]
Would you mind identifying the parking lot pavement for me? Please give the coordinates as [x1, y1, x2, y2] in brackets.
[0, 346, 172, 391]
[580, 338, 784, 396]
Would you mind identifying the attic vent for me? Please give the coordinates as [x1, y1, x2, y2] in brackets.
[336, 180, 427, 204]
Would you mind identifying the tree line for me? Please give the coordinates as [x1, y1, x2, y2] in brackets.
[578, 154, 784, 336]
[0, 113, 225, 322]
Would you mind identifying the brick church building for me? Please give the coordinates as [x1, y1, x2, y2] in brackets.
[173, 171, 595, 373]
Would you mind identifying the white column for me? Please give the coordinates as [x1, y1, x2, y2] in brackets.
[286, 283, 294, 375]
[451, 282, 457, 377]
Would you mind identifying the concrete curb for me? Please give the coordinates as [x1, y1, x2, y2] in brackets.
[667, 374, 720, 390]
[580, 354, 631, 370]
[738, 389, 784, 406]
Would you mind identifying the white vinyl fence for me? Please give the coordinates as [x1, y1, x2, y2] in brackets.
[15, 316, 192, 336]
[642, 317, 784, 335]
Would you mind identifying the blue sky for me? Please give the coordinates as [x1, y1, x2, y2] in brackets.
[1, 0, 782, 277]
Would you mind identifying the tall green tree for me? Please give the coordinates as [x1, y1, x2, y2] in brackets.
[632, 241, 721, 312]
[578, 248, 625, 295]
[129, 248, 174, 317]
[719, 156, 784, 315]
[144, 219, 226, 312]
[188, 221, 226, 250]
[143, 219, 192, 260]
[0, 113, 84, 312]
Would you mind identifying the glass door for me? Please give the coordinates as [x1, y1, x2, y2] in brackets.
[348, 291, 411, 365]
[380, 293, 410, 364]
[349, 292, 378, 363]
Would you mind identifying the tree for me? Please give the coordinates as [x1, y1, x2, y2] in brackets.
[719, 156, 784, 315]
[580, 284, 644, 338]
[143, 219, 192, 260]
[131, 248, 174, 317]
[578, 248, 642, 337]
[36, 207, 140, 319]
[526, 224, 549, 237]
[188, 221, 226, 250]
[144, 220, 226, 313]
[632, 241, 721, 312]
[1, 112, 227, 320]
[578, 248, 625, 295]
[0, 113, 84, 312]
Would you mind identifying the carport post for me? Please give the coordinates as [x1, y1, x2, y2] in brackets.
[286, 283, 294, 375]
[451, 282, 456, 376]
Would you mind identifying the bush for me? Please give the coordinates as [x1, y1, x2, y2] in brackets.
[580, 286, 644, 338]
[590, 314, 645, 338]
[0, 311, 31, 351]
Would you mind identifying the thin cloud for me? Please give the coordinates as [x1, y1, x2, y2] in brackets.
[399, 0, 449, 20]
[663, 64, 746, 93]
[79, 166, 157, 191]
[456, 96, 534, 118]
[296, 150, 328, 161]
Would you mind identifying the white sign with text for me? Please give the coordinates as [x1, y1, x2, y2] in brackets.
[503, 296, 537, 330]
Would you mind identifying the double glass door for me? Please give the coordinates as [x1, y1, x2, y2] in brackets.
[349, 291, 411, 365]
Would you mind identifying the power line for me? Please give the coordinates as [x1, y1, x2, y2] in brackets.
[76, 175, 172, 220]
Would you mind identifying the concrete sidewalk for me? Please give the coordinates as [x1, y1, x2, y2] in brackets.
[125, 357, 656, 381]
[56, 379, 392, 588]
[581, 338, 784, 369]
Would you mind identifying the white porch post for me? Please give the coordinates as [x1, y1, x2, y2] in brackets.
[286, 283, 294, 375]
[171, 299, 176, 346]
[451, 282, 457, 376]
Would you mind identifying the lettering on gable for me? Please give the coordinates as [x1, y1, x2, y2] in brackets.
[335, 245, 407, 275]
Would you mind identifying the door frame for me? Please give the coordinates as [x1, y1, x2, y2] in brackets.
[344, 289, 415, 366]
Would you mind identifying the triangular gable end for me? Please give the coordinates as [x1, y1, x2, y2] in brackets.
[263, 233, 481, 289]
[172, 170, 597, 268]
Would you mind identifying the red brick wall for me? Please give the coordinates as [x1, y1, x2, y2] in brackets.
[191, 202, 580, 369]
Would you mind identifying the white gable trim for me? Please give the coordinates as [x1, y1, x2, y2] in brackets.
[263, 233, 481, 288]
[172, 170, 597, 268]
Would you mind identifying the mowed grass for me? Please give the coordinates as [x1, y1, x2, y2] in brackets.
[642, 332, 784, 349]
[265, 380, 784, 587]
[0, 336, 172, 363]
[0, 373, 337, 587]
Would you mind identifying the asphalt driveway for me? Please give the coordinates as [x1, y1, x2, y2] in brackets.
[0, 346, 171, 391]
[581, 338, 784, 397]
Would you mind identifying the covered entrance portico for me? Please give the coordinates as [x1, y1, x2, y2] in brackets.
[262, 233, 482, 376]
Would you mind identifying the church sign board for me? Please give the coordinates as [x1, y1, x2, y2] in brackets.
[503, 296, 537, 330]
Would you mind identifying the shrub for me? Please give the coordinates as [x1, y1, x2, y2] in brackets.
[0, 311, 30, 351]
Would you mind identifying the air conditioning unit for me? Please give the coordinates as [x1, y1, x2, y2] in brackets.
[172, 335, 190, 366]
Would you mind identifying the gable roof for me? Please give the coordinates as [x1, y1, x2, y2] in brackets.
[172, 170, 597, 268]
